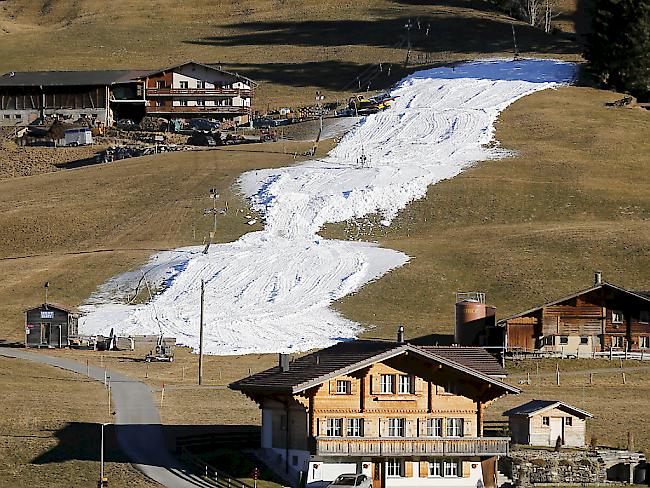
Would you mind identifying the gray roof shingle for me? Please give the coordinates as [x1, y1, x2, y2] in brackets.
[503, 400, 593, 418]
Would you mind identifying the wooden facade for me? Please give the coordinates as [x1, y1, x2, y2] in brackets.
[24, 303, 79, 348]
[499, 280, 650, 355]
[232, 342, 518, 488]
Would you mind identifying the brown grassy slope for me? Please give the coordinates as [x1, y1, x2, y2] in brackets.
[0, 356, 159, 487]
[0, 0, 582, 107]
[328, 86, 650, 339]
[0, 142, 317, 342]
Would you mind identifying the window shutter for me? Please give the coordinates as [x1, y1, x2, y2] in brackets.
[404, 461, 413, 478]
[419, 461, 428, 477]
[464, 419, 472, 437]
[350, 379, 357, 395]
[329, 380, 333, 394]
[462, 461, 471, 478]
[369, 375, 373, 395]
[414, 377, 422, 394]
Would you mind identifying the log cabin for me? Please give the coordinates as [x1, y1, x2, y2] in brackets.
[497, 272, 650, 356]
[230, 333, 520, 488]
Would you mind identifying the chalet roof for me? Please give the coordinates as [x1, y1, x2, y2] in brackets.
[503, 400, 593, 419]
[230, 340, 519, 395]
[24, 302, 79, 315]
[0, 70, 147, 87]
[497, 282, 650, 325]
[144, 60, 258, 86]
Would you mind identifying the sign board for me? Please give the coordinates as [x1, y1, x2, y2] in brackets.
[40, 311, 55, 319]
[154, 135, 164, 142]
[25, 328, 30, 335]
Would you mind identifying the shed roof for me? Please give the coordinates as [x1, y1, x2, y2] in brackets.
[230, 340, 518, 395]
[0, 70, 146, 87]
[503, 400, 593, 419]
[497, 282, 650, 325]
[25, 302, 79, 314]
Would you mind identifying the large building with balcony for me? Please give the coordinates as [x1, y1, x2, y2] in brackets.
[0, 61, 254, 127]
[230, 337, 519, 488]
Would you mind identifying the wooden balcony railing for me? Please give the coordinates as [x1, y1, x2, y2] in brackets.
[313, 437, 510, 457]
[147, 106, 251, 115]
[146, 88, 252, 98]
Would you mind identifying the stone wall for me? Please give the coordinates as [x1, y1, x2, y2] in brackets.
[502, 449, 606, 487]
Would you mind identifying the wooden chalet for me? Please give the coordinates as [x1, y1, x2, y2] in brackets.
[503, 400, 593, 448]
[497, 272, 650, 356]
[230, 335, 520, 488]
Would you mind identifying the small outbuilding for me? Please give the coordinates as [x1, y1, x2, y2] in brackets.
[25, 303, 79, 348]
[503, 400, 593, 448]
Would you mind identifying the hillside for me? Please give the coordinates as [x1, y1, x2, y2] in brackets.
[0, 0, 582, 107]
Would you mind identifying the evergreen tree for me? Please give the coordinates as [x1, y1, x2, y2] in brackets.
[585, 0, 650, 99]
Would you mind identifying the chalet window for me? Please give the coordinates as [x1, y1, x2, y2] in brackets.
[15, 114, 21, 119]
[197, 99, 205, 106]
[559, 336, 569, 345]
[398, 375, 412, 394]
[565, 417, 573, 426]
[443, 460, 460, 477]
[612, 336, 624, 348]
[640, 311, 649, 324]
[641, 336, 650, 349]
[326, 418, 343, 437]
[542, 417, 550, 426]
[179, 81, 189, 89]
[380, 374, 395, 394]
[446, 418, 463, 437]
[347, 418, 363, 437]
[388, 418, 406, 437]
[156, 100, 164, 107]
[336, 380, 351, 394]
[179, 100, 188, 107]
[580, 336, 589, 345]
[197, 81, 206, 89]
[612, 310, 624, 324]
[386, 459, 403, 477]
[156, 80, 165, 89]
[428, 460, 442, 477]
[427, 418, 443, 437]
[543, 336, 555, 346]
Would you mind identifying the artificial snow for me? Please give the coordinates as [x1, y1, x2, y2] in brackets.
[80, 59, 577, 355]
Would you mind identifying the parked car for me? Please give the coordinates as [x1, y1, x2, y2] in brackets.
[188, 118, 220, 132]
[188, 133, 217, 147]
[327, 474, 371, 488]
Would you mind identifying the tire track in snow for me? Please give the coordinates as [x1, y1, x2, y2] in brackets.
[80, 59, 576, 355]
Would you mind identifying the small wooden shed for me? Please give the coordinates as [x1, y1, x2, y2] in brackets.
[25, 303, 79, 348]
[503, 400, 593, 448]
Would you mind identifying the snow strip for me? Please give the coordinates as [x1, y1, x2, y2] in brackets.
[80, 59, 577, 355]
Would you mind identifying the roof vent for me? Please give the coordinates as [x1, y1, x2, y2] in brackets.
[279, 353, 290, 372]
[397, 325, 405, 344]
[594, 270, 602, 286]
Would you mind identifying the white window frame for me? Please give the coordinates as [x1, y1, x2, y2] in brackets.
[612, 310, 624, 324]
[179, 99, 188, 107]
[612, 336, 624, 348]
[542, 416, 550, 426]
[427, 418, 443, 437]
[156, 80, 165, 89]
[559, 336, 569, 345]
[380, 374, 395, 394]
[388, 418, 405, 437]
[428, 460, 442, 477]
[446, 418, 464, 437]
[197, 99, 205, 106]
[336, 379, 350, 394]
[347, 418, 363, 437]
[385, 459, 403, 478]
[640, 336, 650, 349]
[565, 417, 573, 426]
[398, 375, 412, 394]
[179, 81, 189, 89]
[443, 460, 460, 478]
[326, 418, 343, 437]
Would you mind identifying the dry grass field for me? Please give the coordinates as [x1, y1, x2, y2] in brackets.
[328, 86, 650, 340]
[0, 355, 159, 487]
[0, 0, 583, 108]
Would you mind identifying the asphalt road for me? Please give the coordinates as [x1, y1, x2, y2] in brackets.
[0, 348, 215, 488]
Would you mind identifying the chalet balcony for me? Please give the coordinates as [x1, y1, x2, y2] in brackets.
[147, 106, 251, 115]
[312, 437, 510, 457]
[146, 88, 252, 98]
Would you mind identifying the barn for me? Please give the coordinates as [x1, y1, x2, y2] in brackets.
[25, 303, 79, 348]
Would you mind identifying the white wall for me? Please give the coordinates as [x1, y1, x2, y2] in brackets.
[386, 462, 483, 488]
[307, 461, 358, 484]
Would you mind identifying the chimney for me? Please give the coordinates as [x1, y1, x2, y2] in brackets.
[594, 270, 603, 286]
[279, 353, 290, 372]
[397, 325, 405, 344]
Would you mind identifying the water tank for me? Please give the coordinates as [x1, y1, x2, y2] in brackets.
[455, 299, 487, 345]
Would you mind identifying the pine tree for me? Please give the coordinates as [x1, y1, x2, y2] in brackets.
[584, 0, 650, 100]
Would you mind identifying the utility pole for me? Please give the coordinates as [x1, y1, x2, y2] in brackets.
[44, 281, 49, 306]
[198, 279, 205, 386]
[404, 19, 413, 67]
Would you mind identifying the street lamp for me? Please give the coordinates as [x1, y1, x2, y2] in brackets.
[100, 422, 110, 486]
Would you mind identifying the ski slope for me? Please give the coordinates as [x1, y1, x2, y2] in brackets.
[80, 59, 577, 355]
